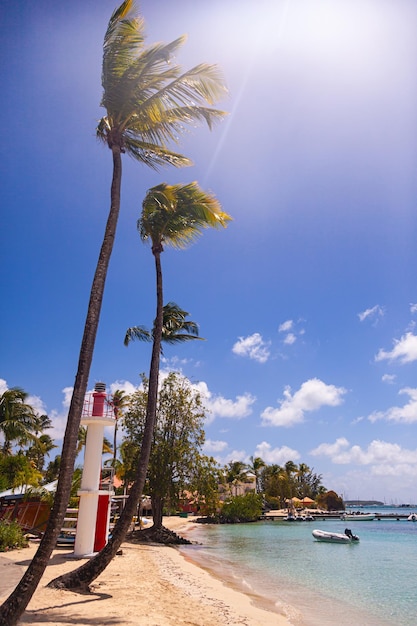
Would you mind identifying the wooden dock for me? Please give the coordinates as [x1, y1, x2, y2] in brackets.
[260, 512, 414, 521]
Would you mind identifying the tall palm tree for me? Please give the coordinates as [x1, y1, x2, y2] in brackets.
[0, 387, 38, 455]
[225, 461, 249, 496]
[109, 389, 130, 466]
[48, 182, 231, 591]
[25, 413, 56, 473]
[295, 462, 310, 498]
[246, 456, 266, 494]
[0, 2, 227, 621]
[25, 434, 57, 473]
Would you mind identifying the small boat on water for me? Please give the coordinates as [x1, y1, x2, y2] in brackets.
[340, 512, 375, 521]
[312, 529, 359, 544]
[283, 512, 315, 522]
[407, 513, 417, 522]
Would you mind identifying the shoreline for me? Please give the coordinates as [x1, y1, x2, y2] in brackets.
[0, 516, 293, 625]
[175, 517, 392, 626]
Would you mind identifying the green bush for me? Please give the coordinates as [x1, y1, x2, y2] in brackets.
[0, 520, 28, 552]
[221, 493, 263, 523]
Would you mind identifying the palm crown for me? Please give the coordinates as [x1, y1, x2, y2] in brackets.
[124, 301, 204, 349]
[139, 181, 232, 253]
[97, 0, 227, 168]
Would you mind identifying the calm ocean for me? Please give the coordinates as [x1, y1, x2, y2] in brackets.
[179, 507, 417, 625]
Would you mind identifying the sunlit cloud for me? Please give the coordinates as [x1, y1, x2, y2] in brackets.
[27, 394, 47, 416]
[193, 380, 256, 424]
[410, 303, 417, 315]
[222, 449, 247, 464]
[232, 333, 271, 363]
[0, 379, 8, 395]
[375, 332, 417, 364]
[261, 378, 346, 427]
[310, 437, 350, 458]
[203, 439, 229, 454]
[368, 387, 417, 424]
[311, 438, 417, 472]
[253, 441, 300, 465]
[358, 304, 385, 322]
[109, 380, 137, 396]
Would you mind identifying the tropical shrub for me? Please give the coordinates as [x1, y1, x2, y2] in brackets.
[0, 520, 28, 552]
[221, 493, 263, 523]
[264, 496, 280, 511]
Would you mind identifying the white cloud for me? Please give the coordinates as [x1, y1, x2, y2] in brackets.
[311, 438, 417, 470]
[27, 394, 47, 416]
[310, 437, 350, 458]
[283, 333, 296, 345]
[261, 378, 347, 427]
[410, 303, 417, 315]
[253, 441, 300, 464]
[0, 379, 8, 395]
[278, 320, 293, 333]
[375, 332, 417, 364]
[278, 319, 305, 346]
[358, 304, 385, 322]
[203, 439, 229, 454]
[368, 387, 417, 424]
[48, 386, 74, 442]
[382, 374, 396, 384]
[109, 380, 137, 396]
[193, 381, 255, 423]
[223, 449, 248, 464]
[161, 355, 195, 368]
[232, 333, 270, 363]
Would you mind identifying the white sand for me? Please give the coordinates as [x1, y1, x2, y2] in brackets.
[0, 517, 295, 625]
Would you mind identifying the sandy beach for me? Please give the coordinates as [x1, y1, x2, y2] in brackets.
[0, 517, 294, 626]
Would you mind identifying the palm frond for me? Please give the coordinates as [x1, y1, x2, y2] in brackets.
[102, 0, 145, 92]
[124, 326, 152, 346]
[123, 137, 192, 169]
[142, 64, 227, 117]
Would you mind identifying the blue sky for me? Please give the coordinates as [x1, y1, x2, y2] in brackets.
[1, 0, 417, 503]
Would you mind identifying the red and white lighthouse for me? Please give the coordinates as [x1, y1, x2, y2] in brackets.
[74, 382, 115, 557]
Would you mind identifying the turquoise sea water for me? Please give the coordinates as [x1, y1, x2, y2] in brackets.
[179, 507, 417, 625]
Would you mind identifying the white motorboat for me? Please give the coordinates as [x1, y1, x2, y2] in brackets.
[340, 513, 375, 521]
[312, 529, 359, 543]
[407, 513, 417, 522]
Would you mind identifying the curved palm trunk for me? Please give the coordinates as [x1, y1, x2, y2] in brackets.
[0, 148, 123, 625]
[48, 247, 164, 592]
[112, 419, 118, 465]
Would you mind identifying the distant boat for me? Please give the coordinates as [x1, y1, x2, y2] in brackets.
[340, 512, 375, 521]
[312, 529, 359, 544]
[407, 514, 417, 522]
